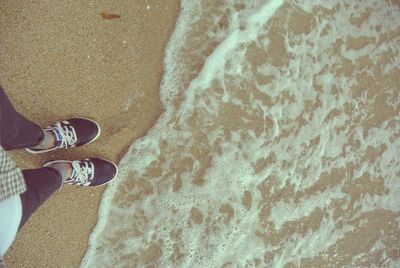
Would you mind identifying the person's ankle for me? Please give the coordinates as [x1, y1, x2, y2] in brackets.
[49, 163, 73, 183]
[31, 130, 57, 149]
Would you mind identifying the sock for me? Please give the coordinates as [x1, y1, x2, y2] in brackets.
[32, 129, 57, 149]
[51, 163, 73, 183]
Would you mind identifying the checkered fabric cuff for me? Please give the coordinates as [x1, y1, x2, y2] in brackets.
[0, 147, 26, 202]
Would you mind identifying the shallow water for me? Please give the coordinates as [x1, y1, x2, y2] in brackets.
[82, 0, 400, 267]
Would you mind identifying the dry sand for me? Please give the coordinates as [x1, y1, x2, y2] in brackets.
[0, 0, 180, 267]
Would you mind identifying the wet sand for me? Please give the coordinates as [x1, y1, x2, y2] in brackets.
[0, 0, 180, 267]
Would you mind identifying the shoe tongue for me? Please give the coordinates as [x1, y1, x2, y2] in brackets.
[53, 128, 63, 146]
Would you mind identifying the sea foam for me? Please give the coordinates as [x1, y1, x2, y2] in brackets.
[82, 0, 400, 267]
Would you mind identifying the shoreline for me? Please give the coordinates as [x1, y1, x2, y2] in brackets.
[0, 1, 180, 267]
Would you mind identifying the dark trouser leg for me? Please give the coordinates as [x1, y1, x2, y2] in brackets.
[0, 87, 60, 230]
[18, 167, 63, 230]
[0, 86, 44, 150]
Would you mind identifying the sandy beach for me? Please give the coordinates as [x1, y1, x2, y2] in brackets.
[2, 0, 400, 267]
[0, 0, 179, 267]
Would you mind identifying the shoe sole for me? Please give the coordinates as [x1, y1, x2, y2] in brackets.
[43, 158, 119, 187]
[25, 117, 102, 154]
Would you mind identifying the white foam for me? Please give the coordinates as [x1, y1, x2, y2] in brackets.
[270, 186, 346, 230]
[272, 211, 355, 266]
[81, 0, 400, 267]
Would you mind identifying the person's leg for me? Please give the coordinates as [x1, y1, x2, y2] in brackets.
[18, 157, 118, 230]
[18, 167, 63, 230]
[0, 87, 44, 150]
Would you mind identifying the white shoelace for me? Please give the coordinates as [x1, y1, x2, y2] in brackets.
[68, 160, 95, 186]
[52, 121, 78, 148]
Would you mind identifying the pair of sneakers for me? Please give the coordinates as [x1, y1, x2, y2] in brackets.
[26, 118, 118, 187]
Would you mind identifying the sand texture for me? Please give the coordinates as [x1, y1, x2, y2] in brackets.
[0, 0, 179, 267]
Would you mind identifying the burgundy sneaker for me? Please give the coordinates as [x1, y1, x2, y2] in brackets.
[26, 117, 101, 154]
[44, 158, 118, 187]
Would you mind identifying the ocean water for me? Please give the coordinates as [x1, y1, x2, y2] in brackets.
[81, 0, 400, 267]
